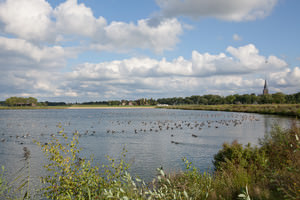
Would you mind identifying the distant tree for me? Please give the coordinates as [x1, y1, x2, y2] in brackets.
[135, 99, 146, 106]
[27, 97, 38, 105]
[46, 102, 67, 106]
[241, 94, 252, 104]
[225, 95, 236, 104]
[198, 97, 208, 105]
[5, 97, 38, 106]
[148, 98, 157, 105]
[285, 94, 296, 104]
[189, 95, 201, 104]
[250, 93, 258, 104]
[184, 98, 193, 104]
[259, 94, 273, 104]
[108, 100, 120, 106]
[294, 92, 300, 103]
[272, 92, 286, 104]
[203, 95, 224, 105]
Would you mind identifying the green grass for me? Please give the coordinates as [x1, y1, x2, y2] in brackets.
[160, 104, 300, 118]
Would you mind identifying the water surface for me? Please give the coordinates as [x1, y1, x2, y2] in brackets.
[0, 108, 296, 185]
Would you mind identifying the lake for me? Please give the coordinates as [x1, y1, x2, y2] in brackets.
[0, 108, 296, 187]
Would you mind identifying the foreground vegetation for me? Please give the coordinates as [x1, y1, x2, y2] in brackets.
[0, 123, 299, 199]
[161, 104, 300, 118]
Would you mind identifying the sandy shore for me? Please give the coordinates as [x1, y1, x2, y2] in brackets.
[68, 106, 155, 109]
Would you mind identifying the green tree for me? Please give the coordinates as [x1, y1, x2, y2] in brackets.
[259, 94, 273, 104]
[5, 97, 37, 106]
[225, 95, 236, 104]
[272, 92, 286, 104]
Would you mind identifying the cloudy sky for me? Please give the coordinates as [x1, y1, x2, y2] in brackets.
[0, 0, 299, 102]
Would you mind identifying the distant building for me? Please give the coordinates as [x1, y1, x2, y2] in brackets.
[263, 80, 269, 95]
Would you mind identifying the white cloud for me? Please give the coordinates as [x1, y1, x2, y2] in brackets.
[0, 37, 72, 69]
[68, 44, 287, 82]
[0, 0, 298, 100]
[54, 0, 107, 37]
[226, 44, 287, 71]
[269, 67, 300, 87]
[90, 18, 183, 53]
[0, 0, 54, 42]
[0, 0, 184, 100]
[54, 44, 293, 100]
[157, 0, 278, 21]
[0, 0, 183, 53]
[68, 44, 287, 81]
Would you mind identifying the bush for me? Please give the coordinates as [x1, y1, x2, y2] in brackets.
[259, 123, 300, 199]
[211, 122, 300, 200]
[212, 141, 270, 199]
[35, 130, 103, 199]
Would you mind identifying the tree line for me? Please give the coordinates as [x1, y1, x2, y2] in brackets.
[157, 92, 300, 105]
[2, 92, 300, 106]
[80, 92, 300, 106]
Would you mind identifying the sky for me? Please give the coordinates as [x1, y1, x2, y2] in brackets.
[0, 0, 299, 102]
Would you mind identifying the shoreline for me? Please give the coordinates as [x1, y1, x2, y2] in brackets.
[160, 104, 300, 118]
[0, 106, 155, 110]
[67, 106, 155, 109]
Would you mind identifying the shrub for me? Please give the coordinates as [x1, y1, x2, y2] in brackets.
[163, 158, 213, 200]
[212, 141, 270, 199]
[35, 129, 105, 199]
[259, 123, 300, 199]
[211, 122, 300, 200]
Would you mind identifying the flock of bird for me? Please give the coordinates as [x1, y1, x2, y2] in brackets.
[0, 113, 261, 146]
[104, 113, 260, 144]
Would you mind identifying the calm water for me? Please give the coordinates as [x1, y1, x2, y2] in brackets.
[0, 108, 296, 186]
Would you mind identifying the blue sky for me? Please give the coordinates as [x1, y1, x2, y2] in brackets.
[0, 0, 299, 102]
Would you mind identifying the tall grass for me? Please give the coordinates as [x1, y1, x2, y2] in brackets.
[1, 122, 299, 199]
[0, 166, 11, 199]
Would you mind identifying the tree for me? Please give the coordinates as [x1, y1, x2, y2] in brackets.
[225, 95, 236, 104]
[5, 97, 38, 106]
[259, 94, 273, 104]
[272, 92, 286, 104]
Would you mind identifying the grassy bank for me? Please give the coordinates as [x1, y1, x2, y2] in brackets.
[160, 104, 300, 118]
[1, 124, 299, 199]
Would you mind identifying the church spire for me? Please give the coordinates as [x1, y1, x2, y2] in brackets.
[263, 80, 269, 95]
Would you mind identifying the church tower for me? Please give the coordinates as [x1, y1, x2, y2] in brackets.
[263, 80, 269, 95]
